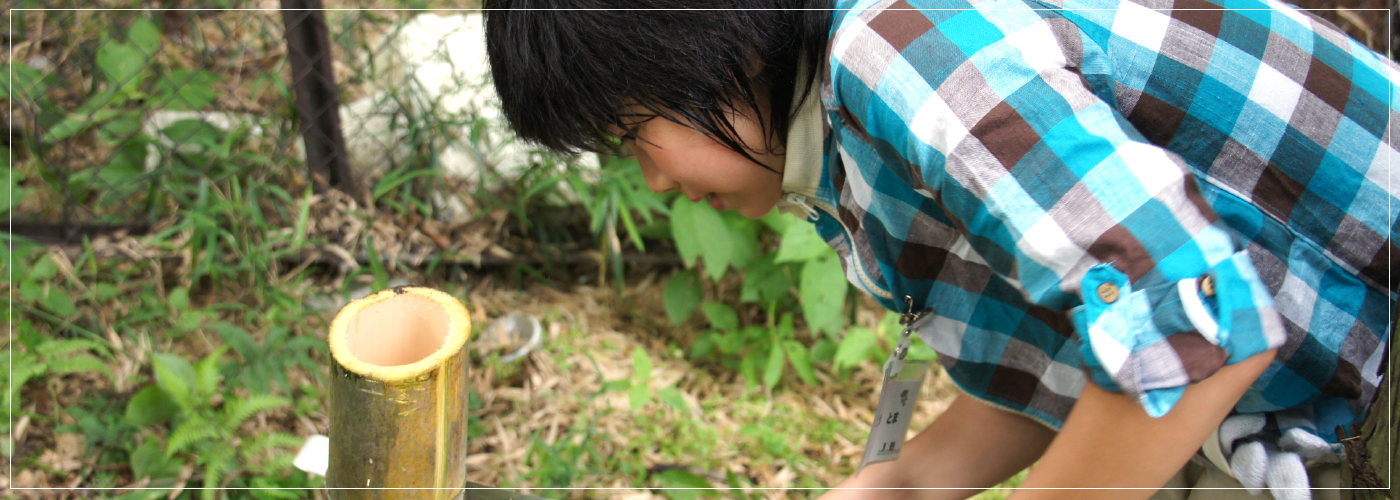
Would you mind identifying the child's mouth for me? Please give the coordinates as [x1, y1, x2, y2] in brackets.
[708, 194, 725, 211]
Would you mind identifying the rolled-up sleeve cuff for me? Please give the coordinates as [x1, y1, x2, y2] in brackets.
[1071, 251, 1287, 417]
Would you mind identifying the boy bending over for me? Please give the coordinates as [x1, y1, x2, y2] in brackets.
[483, 1, 1396, 498]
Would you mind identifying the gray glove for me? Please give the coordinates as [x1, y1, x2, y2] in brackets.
[1216, 413, 1334, 500]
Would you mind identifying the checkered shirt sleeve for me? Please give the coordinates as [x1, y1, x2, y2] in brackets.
[825, 0, 1395, 420]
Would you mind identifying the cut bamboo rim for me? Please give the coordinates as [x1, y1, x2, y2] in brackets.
[327, 286, 471, 500]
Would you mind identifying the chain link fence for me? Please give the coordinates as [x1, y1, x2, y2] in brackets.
[4, 1, 1396, 246]
[5, 0, 535, 247]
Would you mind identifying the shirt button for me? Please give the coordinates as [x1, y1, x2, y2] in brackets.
[1200, 275, 1216, 297]
[1097, 282, 1120, 304]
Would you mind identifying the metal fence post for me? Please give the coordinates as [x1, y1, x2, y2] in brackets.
[281, 0, 358, 194]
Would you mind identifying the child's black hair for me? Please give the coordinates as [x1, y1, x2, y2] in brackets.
[483, 0, 833, 169]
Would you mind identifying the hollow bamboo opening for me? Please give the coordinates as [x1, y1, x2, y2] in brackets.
[347, 293, 451, 367]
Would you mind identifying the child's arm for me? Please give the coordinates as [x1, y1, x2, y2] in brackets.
[1010, 348, 1277, 500]
[821, 393, 1056, 500]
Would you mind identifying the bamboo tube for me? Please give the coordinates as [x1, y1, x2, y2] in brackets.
[327, 286, 472, 500]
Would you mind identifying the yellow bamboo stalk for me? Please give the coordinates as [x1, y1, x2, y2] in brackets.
[326, 286, 472, 500]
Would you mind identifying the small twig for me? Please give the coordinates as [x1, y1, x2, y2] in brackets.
[166, 463, 195, 500]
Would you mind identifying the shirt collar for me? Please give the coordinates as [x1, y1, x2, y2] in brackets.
[775, 65, 831, 218]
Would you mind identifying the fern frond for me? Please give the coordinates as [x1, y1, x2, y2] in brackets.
[4, 356, 48, 409]
[221, 394, 289, 430]
[240, 431, 303, 474]
[200, 445, 236, 500]
[47, 355, 114, 381]
[35, 339, 111, 359]
[240, 431, 303, 459]
[166, 417, 219, 458]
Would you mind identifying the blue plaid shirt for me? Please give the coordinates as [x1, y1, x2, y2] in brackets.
[779, 0, 1396, 440]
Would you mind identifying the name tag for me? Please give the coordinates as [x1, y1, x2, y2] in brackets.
[858, 359, 928, 472]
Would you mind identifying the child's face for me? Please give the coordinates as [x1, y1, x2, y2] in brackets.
[623, 106, 785, 219]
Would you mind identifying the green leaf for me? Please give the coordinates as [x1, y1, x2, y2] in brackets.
[130, 438, 180, 479]
[152, 69, 220, 110]
[97, 142, 147, 188]
[166, 415, 218, 457]
[194, 346, 228, 400]
[365, 236, 388, 292]
[99, 111, 144, 138]
[739, 352, 759, 391]
[126, 385, 179, 426]
[689, 201, 734, 280]
[34, 338, 109, 358]
[96, 38, 148, 92]
[177, 309, 205, 334]
[44, 107, 122, 143]
[658, 386, 689, 413]
[151, 353, 197, 409]
[877, 311, 903, 340]
[908, 341, 939, 362]
[834, 326, 878, 372]
[809, 339, 838, 364]
[669, 198, 700, 268]
[601, 379, 630, 394]
[48, 355, 113, 381]
[700, 302, 738, 332]
[763, 342, 785, 390]
[629, 382, 652, 412]
[29, 255, 57, 281]
[222, 394, 290, 430]
[656, 468, 716, 500]
[725, 470, 752, 500]
[782, 341, 818, 385]
[161, 119, 225, 150]
[167, 287, 190, 311]
[758, 210, 795, 234]
[740, 254, 794, 305]
[662, 270, 702, 325]
[41, 288, 76, 317]
[2, 63, 46, 100]
[128, 17, 162, 59]
[208, 321, 256, 359]
[799, 254, 848, 337]
[372, 168, 439, 199]
[775, 221, 832, 264]
[4, 352, 46, 410]
[19, 281, 43, 304]
[631, 348, 652, 381]
[721, 213, 760, 271]
[688, 334, 717, 361]
[0, 159, 24, 213]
